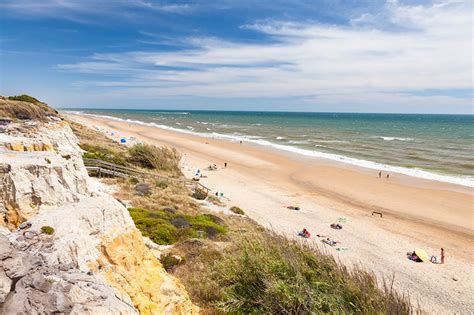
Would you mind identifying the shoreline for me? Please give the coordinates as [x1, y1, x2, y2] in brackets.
[66, 111, 474, 189]
[66, 112, 473, 314]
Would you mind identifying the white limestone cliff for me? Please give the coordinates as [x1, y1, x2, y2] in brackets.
[0, 119, 198, 314]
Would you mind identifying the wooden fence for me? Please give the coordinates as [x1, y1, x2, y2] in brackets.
[83, 158, 210, 195]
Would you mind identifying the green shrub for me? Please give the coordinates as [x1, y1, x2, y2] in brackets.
[149, 224, 177, 244]
[8, 94, 40, 104]
[160, 253, 185, 271]
[230, 206, 245, 215]
[128, 208, 226, 245]
[41, 225, 55, 235]
[192, 190, 207, 200]
[156, 180, 169, 189]
[80, 143, 127, 165]
[127, 143, 181, 175]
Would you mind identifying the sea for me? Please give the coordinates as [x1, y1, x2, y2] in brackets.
[67, 109, 474, 187]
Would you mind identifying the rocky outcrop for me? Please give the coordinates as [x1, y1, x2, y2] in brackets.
[0, 121, 89, 229]
[0, 118, 198, 314]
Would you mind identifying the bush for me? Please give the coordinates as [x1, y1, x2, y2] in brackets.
[41, 226, 55, 235]
[156, 180, 169, 189]
[80, 143, 127, 166]
[230, 206, 245, 215]
[8, 94, 40, 104]
[160, 253, 185, 272]
[128, 207, 227, 245]
[127, 143, 181, 175]
[192, 190, 208, 200]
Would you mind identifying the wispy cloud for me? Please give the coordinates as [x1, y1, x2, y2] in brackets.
[0, 0, 193, 21]
[54, 0, 472, 112]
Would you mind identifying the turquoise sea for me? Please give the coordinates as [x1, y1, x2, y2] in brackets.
[68, 110, 474, 187]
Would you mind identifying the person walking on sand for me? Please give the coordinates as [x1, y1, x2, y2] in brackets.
[224, 162, 227, 168]
[441, 248, 445, 264]
[378, 171, 382, 178]
[386, 173, 390, 179]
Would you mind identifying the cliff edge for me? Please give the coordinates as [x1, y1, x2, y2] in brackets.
[0, 97, 198, 314]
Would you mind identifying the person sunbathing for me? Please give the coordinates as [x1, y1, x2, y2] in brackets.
[287, 205, 300, 210]
[406, 251, 422, 262]
[298, 228, 311, 238]
[322, 238, 339, 246]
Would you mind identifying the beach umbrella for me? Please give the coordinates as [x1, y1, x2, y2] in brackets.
[414, 248, 429, 262]
[120, 138, 127, 143]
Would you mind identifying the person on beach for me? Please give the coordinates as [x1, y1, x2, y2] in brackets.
[378, 171, 382, 178]
[441, 248, 445, 264]
[386, 173, 390, 179]
[224, 162, 227, 168]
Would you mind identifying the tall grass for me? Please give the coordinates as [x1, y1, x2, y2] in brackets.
[127, 143, 181, 176]
[174, 231, 414, 314]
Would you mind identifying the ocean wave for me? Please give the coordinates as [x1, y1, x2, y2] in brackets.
[76, 112, 474, 188]
[377, 136, 413, 141]
[288, 140, 311, 145]
[155, 111, 189, 115]
[276, 136, 285, 140]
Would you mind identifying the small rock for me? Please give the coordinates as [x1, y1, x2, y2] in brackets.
[19, 222, 32, 230]
[171, 218, 190, 229]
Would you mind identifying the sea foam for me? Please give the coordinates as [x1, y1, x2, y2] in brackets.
[74, 112, 474, 188]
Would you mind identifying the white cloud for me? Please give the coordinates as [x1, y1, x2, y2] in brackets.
[56, 0, 473, 111]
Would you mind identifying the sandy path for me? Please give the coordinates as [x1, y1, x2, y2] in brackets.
[67, 113, 474, 314]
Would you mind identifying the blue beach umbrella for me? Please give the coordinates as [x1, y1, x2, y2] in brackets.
[120, 138, 127, 143]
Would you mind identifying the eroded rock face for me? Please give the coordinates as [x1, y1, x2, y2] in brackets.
[0, 122, 89, 229]
[0, 234, 137, 314]
[0, 120, 198, 314]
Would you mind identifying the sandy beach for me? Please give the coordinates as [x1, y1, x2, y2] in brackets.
[67, 113, 473, 314]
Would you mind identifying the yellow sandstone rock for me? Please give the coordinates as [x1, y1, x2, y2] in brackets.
[5, 143, 24, 151]
[23, 144, 34, 152]
[42, 143, 54, 151]
[96, 229, 199, 315]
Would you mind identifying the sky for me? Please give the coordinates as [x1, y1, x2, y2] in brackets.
[0, 0, 472, 113]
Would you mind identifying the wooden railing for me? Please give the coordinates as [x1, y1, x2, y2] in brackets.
[83, 158, 210, 195]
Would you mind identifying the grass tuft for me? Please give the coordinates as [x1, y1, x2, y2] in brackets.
[41, 225, 55, 235]
[230, 206, 245, 215]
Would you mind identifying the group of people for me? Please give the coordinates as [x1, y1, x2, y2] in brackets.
[406, 248, 445, 264]
[378, 171, 390, 179]
[297, 225, 342, 248]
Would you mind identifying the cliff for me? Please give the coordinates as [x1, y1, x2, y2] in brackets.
[0, 99, 198, 314]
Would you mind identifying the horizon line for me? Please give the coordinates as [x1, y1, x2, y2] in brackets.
[58, 107, 474, 116]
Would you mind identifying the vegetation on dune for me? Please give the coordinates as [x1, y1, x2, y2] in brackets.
[229, 206, 245, 215]
[0, 95, 58, 121]
[127, 143, 181, 176]
[72, 124, 182, 176]
[8, 94, 41, 104]
[80, 143, 128, 166]
[172, 230, 413, 314]
[128, 207, 227, 245]
[41, 225, 55, 235]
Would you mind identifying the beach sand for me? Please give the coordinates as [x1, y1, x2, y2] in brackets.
[67, 113, 473, 314]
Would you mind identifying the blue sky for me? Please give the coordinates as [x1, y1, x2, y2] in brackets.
[0, 0, 472, 113]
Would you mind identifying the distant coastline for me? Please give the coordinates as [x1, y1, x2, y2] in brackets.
[63, 109, 474, 188]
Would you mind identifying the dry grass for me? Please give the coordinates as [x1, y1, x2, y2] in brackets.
[127, 143, 182, 176]
[0, 96, 58, 121]
[171, 229, 415, 314]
